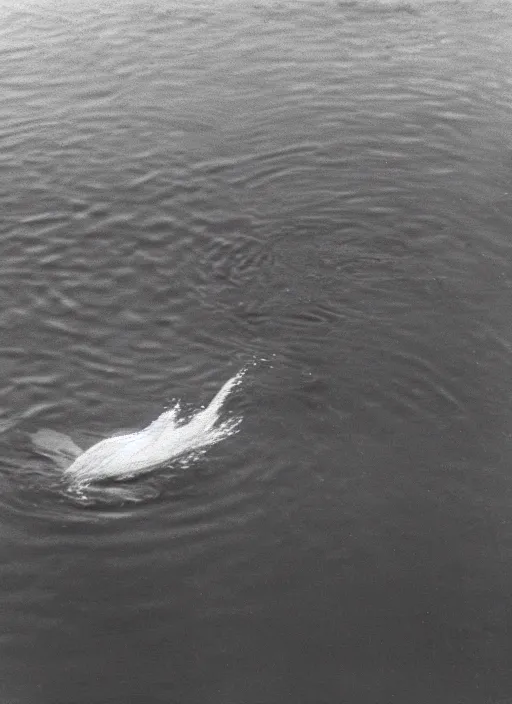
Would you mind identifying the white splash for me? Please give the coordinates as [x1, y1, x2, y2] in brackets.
[63, 370, 245, 485]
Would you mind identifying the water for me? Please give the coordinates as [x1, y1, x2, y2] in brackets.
[1, 0, 512, 701]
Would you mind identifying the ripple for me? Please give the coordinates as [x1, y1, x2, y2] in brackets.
[1, 1, 512, 696]
[197, 231, 273, 289]
[337, 1, 419, 14]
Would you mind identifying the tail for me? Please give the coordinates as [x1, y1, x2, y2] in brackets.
[189, 368, 245, 433]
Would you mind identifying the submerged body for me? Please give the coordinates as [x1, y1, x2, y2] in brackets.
[34, 371, 244, 485]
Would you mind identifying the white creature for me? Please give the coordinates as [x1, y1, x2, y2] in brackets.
[31, 371, 243, 485]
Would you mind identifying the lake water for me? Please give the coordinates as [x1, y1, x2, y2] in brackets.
[1, 0, 512, 701]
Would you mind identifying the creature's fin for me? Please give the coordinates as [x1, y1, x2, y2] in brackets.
[31, 429, 83, 469]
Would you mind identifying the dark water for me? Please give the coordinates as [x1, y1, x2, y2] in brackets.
[1, 0, 512, 701]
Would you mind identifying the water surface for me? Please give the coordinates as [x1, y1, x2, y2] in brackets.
[1, 0, 512, 702]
